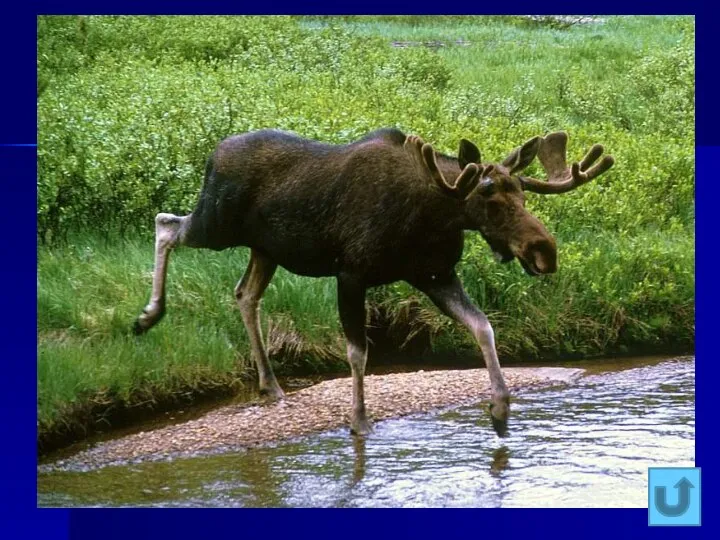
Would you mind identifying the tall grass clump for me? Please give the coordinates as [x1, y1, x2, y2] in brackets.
[37, 15, 694, 448]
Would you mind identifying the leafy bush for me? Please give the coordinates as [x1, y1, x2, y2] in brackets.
[38, 15, 693, 244]
[37, 16, 695, 442]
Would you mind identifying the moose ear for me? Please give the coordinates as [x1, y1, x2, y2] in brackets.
[503, 136, 541, 174]
[458, 138, 481, 169]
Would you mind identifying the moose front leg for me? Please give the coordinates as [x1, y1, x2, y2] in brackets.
[337, 274, 372, 436]
[413, 272, 510, 436]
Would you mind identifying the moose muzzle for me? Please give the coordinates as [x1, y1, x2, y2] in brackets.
[518, 237, 557, 276]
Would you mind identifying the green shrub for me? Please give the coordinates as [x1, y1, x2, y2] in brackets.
[38, 16, 694, 243]
[36, 16, 695, 441]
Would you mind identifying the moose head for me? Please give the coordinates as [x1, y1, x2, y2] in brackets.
[405, 131, 615, 277]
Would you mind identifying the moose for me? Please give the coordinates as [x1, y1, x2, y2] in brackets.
[133, 127, 614, 436]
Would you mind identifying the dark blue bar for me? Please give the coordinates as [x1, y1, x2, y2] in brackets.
[31, 1, 701, 15]
[696, 11, 719, 145]
[66, 508, 668, 539]
[0, 7, 35, 144]
[695, 146, 713, 529]
[0, 1, 711, 538]
[0, 146, 65, 537]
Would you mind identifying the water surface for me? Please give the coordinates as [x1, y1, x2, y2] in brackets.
[37, 355, 694, 507]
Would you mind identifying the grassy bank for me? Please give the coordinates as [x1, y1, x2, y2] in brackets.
[37, 15, 694, 449]
[38, 229, 694, 449]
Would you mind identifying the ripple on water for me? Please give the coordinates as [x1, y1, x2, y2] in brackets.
[37, 356, 694, 508]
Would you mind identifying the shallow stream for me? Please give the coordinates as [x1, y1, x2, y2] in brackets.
[37, 355, 694, 507]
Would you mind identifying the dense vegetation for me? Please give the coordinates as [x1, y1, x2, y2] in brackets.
[37, 16, 694, 448]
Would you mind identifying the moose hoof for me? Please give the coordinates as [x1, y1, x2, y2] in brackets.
[132, 305, 165, 336]
[259, 384, 285, 402]
[132, 317, 151, 336]
[489, 400, 510, 438]
[350, 418, 374, 437]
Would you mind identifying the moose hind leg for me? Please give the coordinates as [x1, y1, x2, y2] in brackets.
[133, 213, 191, 335]
[337, 274, 372, 436]
[412, 272, 510, 436]
[235, 249, 285, 401]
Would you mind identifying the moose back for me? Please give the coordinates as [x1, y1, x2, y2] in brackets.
[133, 127, 614, 436]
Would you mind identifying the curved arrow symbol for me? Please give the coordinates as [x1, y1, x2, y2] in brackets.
[655, 477, 694, 517]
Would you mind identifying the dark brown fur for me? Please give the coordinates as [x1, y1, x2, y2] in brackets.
[183, 128, 554, 283]
[134, 127, 613, 437]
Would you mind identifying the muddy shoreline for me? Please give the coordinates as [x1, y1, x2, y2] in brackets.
[40, 367, 584, 472]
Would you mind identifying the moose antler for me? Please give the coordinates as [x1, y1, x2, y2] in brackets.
[518, 131, 615, 194]
[404, 135, 491, 200]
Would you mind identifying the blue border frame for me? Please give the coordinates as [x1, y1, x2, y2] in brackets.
[4, 2, 715, 538]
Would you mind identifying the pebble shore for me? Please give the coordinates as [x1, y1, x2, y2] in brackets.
[42, 367, 583, 471]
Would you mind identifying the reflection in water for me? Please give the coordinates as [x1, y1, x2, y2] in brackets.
[38, 356, 694, 508]
[352, 436, 367, 486]
[490, 446, 511, 477]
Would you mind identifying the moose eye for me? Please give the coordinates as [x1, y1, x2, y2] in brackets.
[478, 178, 495, 196]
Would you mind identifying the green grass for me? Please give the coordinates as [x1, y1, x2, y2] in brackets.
[37, 234, 347, 439]
[37, 229, 694, 441]
[37, 15, 694, 446]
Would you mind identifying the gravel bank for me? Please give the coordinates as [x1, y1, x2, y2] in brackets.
[42, 367, 583, 471]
